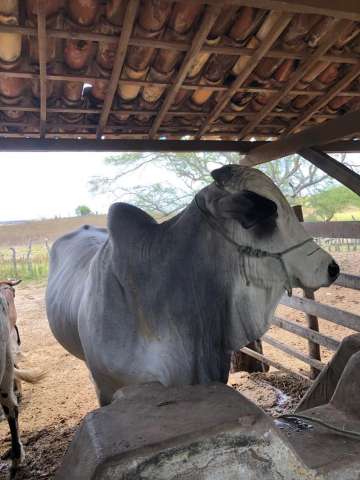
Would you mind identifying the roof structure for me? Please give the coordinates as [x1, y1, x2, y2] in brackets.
[0, 0, 360, 144]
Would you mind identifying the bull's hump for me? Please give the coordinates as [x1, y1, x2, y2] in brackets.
[108, 203, 158, 242]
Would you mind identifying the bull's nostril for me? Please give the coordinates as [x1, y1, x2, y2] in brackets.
[328, 261, 340, 279]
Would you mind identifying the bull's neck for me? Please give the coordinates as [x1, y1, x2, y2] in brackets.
[162, 201, 284, 352]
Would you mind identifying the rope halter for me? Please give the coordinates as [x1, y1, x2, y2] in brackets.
[195, 195, 315, 296]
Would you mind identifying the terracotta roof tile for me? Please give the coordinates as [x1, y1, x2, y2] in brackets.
[0, 1, 358, 139]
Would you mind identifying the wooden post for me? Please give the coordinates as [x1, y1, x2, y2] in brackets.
[26, 240, 33, 274]
[231, 340, 269, 374]
[293, 205, 321, 380]
[9, 247, 17, 277]
[44, 238, 50, 254]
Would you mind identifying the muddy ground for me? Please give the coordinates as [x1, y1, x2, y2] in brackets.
[0, 252, 359, 479]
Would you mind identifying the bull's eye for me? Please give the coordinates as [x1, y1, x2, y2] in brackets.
[252, 213, 278, 237]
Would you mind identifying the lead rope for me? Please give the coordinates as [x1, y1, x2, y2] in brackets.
[195, 196, 314, 296]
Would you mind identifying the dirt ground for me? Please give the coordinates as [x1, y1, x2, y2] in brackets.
[0, 251, 359, 479]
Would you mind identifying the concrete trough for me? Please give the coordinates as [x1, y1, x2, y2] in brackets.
[56, 336, 360, 479]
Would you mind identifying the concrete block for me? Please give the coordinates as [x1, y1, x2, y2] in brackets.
[56, 382, 315, 480]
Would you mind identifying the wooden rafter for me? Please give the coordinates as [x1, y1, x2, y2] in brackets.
[300, 147, 360, 196]
[3, 69, 360, 103]
[240, 110, 360, 166]
[0, 138, 358, 153]
[237, 18, 353, 140]
[37, 0, 47, 138]
[184, 0, 360, 21]
[149, 5, 221, 139]
[0, 24, 357, 65]
[0, 104, 339, 122]
[96, 0, 139, 138]
[286, 62, 360, 134]
[197, 12, 293, 139]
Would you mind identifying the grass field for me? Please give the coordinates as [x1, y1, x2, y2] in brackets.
[0, 214, 107, 281]
[0, 214, 107, 248]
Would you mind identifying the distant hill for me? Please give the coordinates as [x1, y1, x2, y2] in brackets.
[0, 214, 107, 248]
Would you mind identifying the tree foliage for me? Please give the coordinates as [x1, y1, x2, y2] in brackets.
[75, 205, 92, 216]
[89, 151, 349, 217]
[306, 186, 360, 221]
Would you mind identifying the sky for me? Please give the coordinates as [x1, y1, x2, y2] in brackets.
[0, 151, 358, 222]
[0, 151, 166, 221]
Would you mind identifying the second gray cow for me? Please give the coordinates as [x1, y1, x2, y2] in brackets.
[46, 165, 339, 406]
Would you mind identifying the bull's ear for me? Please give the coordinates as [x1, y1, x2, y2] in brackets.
[216, 190, 277, 229]
[211, 165, 234, 187]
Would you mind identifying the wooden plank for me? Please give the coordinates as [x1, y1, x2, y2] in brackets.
[198, 0, 360, 21]
[237, 18, 352, 140]
[303, 288, 321, 379]
[300, 147, 360, 197]
[149, 5, 221, 138]
[0, 135, 358, 152]
[263, 335, 325, 370]
[1, 24, 357, 65]
[304, 221, 360, 238]
[293, 203, 321, 379]
[321, 140, 360, 153]
[0, 70, 360, 99]
[37, 0, 47, 138]
[96, 0, 139, 138]
[335, 273, 360, 290]
[240, 347, 311, 382]
[197, 12, 293, 138]
[287, 62, 360, 134]
[0, 101, 337, 121]
[280, 295, 360, 332]
[272, 316, 340, 351]
[241, 111, 360, 166]
[0, 138, 256, 152]
[6, 69, 360, 96]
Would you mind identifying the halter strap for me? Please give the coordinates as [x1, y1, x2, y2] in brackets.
[195, 195, 314, 295]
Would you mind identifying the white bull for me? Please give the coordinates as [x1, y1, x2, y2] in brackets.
[46, 165, 339, 406]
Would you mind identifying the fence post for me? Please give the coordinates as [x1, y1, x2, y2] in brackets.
[9, 247, 17, 278]
[293, 205, 321, 380]
[27, 240, 33, 274]
[45, 238, 50, 254]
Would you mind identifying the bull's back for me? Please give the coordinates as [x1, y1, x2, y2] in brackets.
[46, 225, 108, 359]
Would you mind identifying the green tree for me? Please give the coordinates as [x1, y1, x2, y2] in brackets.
[306, 186, 360, 221]
[75, 205, 92, 216]
[89, 151, 348, 217]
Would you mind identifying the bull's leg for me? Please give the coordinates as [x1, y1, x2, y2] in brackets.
[13, 373, 22, 405]
[94, 382, 113, 407]
[0, 350, 24, 477]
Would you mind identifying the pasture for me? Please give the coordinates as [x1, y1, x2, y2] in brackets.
[0, 215, 107, 282]
[0, 245, 359, 478]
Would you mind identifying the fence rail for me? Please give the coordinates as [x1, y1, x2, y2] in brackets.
[272, 316, 339, 351]
[239, 219, 360, 381]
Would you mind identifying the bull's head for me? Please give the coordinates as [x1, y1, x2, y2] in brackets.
[200, 165, 339, 292]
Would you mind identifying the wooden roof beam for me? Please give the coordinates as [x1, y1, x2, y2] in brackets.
[237, 18, 353, 140]
[0, 24, 358, 65]
[196, 12, 293, 139]
[240, 110, 360, 166]
[192, 0, 360, 21]
[300, 147, 360, 196]
[286, 62, 360, 134]
[96, 0, 139, 139]
[149, 5, 221, 139]
[4, 69, 360, 100]
[37, 0, 47, 138]
[0, 104, 341, 121]
[0, 23, 358, 66]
